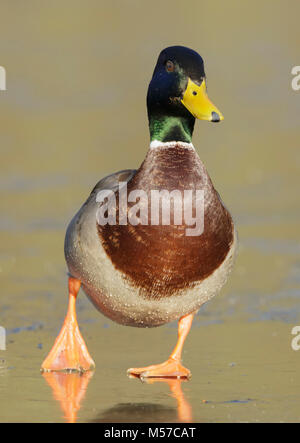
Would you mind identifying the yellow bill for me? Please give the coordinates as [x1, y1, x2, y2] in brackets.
[181, 78, 224, 122]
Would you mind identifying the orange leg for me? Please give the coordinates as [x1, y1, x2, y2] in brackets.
[127, 312, 195, 379]
[41, 277, 95, 373]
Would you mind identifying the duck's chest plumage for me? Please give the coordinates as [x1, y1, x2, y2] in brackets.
[65, 143, 237, 327]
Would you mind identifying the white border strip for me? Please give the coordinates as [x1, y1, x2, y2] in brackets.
[150, 140, 195, 150]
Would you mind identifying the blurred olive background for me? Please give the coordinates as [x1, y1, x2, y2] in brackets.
[0, 0, 300, 423]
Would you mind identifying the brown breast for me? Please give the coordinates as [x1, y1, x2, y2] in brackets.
[97, 144, 234, 298]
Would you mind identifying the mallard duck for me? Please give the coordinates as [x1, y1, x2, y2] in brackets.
[41, 46, 237, 378]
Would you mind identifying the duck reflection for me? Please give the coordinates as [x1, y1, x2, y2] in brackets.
[43, 372, 192, 423]
[92, 378, 193, 423]
[92, 401, 176, 423]
[42, 371, 93, 423]
[140, 378, 193, 423]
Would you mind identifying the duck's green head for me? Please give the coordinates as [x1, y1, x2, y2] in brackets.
[147, 46, 223, 144]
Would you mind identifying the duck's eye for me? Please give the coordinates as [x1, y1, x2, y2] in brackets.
[192, 91, 197, 96]
[165, 60, 175, 72]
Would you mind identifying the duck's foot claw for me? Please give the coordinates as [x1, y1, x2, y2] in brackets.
[127, 358, 191, 380]
[41, 322, 95, 373]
